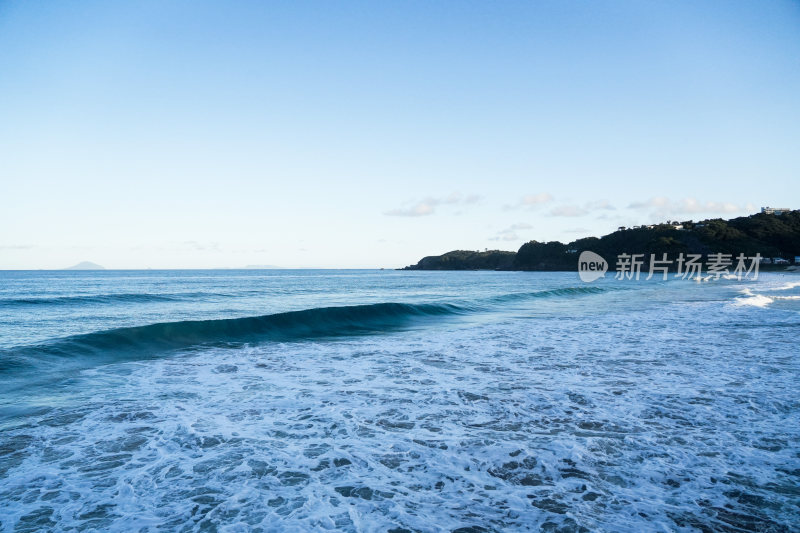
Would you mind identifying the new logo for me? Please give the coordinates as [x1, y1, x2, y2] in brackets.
[578, 251, 607, 282]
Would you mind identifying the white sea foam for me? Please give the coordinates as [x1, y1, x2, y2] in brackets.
[734, 293, 774, 308]
[734, 280, 800, 307]
[768, 280, 800, 291]
[1, 272, 798, 532]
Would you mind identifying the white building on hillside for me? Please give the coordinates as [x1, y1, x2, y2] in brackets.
[761, 206, 792, 215]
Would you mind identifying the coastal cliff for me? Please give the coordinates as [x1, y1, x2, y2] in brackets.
[402, 250, 515, 271]
[402, 211, 800, 271]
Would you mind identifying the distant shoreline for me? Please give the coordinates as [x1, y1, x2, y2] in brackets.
[402, 211, 800, 271]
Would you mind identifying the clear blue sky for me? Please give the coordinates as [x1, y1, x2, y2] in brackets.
[1, 1, 798, 268]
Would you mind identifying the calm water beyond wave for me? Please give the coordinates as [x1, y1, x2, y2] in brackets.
[0, 269, 798, 532]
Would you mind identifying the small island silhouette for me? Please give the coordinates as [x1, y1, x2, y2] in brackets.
[63, 261, 105, 270]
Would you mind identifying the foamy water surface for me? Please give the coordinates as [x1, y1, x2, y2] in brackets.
[1, 270, 798, 532]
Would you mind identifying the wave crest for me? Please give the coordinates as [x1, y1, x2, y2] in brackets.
[0, 302, 467, 374]
[0, 286, 612, 377]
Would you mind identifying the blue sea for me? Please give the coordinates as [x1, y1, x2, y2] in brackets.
[0, 269, 798, 532]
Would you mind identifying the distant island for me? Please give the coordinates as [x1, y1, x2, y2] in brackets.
[402, 210, 800, 271]
[63, 261, 105, 270]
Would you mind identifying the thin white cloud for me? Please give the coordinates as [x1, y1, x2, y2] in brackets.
[586, 200, 615, 211]
[504, 193, 553, 210]
[181, 240, 222, 252]
[596, 213, 626, 222]
[489, 222, 533, 242]
[627, 197, 755, 218]
[548, 200, 615, 217]
[384, 203, 436, 217]
[521, 193, 553, 206]
[507, 222, 533, 230]
[549, 205, 588, 217]
[628, 197, 671, 210]
[384, 192, 481, 217]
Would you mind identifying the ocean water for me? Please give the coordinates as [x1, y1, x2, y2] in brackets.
[0, 269, 798, 532]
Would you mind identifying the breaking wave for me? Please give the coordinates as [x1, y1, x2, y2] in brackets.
[0, 302, 468, 375]
[0, 286, 615, 377]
